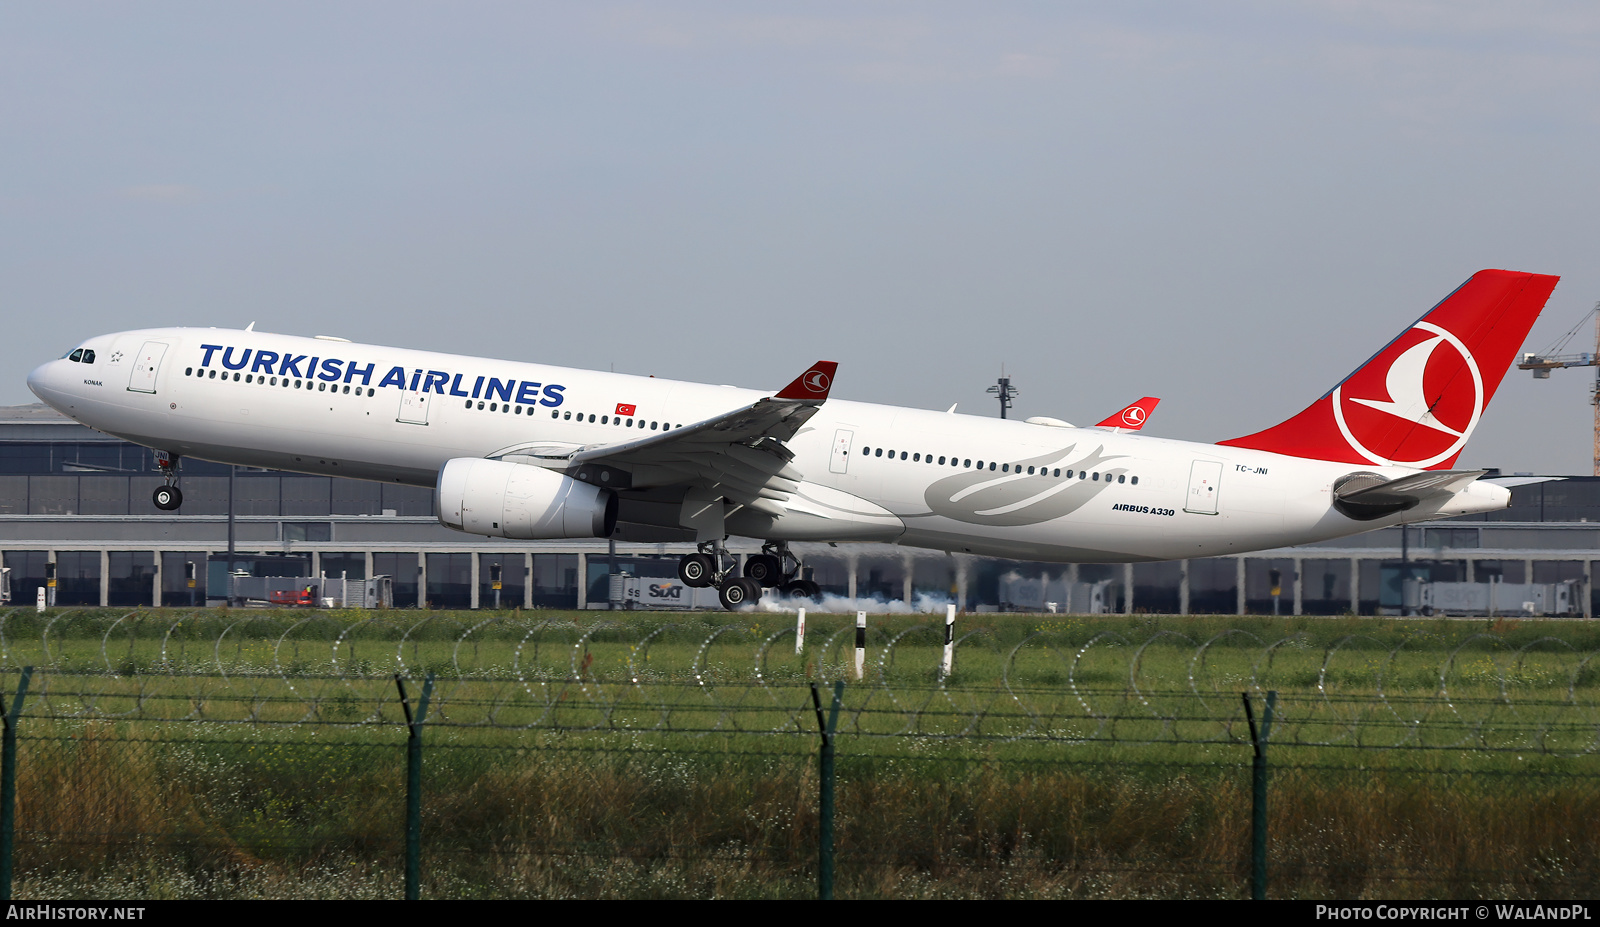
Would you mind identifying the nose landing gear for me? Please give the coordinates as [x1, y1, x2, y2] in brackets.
[152, 451, 183, 511]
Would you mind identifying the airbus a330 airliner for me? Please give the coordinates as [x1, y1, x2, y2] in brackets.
[27, 269, 1558, 609]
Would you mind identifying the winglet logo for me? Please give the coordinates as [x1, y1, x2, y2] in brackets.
[1121, 406, 1146, 428]
[776, 361, 839, 401]
[1331, 320, 1483, 468]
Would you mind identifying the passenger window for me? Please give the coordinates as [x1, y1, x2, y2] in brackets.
[913, 453, 920, 462]
[875, 448, 883, 457]
[1117, 474, 1125, 483]
[964, 459, 972, 468]
[564, 411, 571, 420]
[1092, 472, 1099, 480]
[185, 367, 193, 376]
[1131, 476, 1139, 485]
[1027, 466, 1035, 475]
[989, 462, 996, 471]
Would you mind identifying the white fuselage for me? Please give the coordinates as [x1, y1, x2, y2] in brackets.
[27, 328, 1508, 562]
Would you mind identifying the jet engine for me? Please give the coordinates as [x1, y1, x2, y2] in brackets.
[436, 458, 617, 539]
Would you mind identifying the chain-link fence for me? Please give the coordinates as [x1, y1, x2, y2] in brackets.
[0, 608, 1596, 899]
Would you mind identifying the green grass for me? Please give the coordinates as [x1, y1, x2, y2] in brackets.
[5, 607, 1600, 898]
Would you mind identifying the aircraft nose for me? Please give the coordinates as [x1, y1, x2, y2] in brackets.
[27, 359, 68, 409]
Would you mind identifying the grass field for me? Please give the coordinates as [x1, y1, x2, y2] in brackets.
[5, 607, 1600, 898]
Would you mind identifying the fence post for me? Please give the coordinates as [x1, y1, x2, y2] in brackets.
[0, 667, 33, 901]
[396, 672, 435, 901]
[1241, 689, 1276, 901]
[810, 680, 844, 900]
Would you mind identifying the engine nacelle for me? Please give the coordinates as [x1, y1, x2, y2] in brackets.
[436, 458, 617, 540]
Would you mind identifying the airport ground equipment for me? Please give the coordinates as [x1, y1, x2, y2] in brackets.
[1402, 577, 1582, 617]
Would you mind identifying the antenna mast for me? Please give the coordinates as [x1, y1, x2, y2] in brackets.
[987, 370, 1018, 419]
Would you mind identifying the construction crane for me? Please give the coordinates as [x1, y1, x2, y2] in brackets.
[1517, 300, 1600, 475]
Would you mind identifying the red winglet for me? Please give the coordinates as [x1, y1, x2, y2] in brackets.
[775, 361, 838, 401]
[1096, 397, 1160, 430]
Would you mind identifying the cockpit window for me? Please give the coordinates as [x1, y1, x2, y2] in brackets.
[68, 349, 83, 363]
[81, 350, 95, 364]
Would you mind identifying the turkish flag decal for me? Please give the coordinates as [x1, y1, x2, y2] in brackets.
[615, 403, 636, 416]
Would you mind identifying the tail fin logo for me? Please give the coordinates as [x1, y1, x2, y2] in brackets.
[1121, 406, 1147, 428]
[1331, 320, 1483, 468]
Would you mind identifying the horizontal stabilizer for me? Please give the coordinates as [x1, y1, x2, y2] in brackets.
[1333, 469, 1486, 520]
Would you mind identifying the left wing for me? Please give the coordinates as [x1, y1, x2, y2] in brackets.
[494, 361, 838, 519]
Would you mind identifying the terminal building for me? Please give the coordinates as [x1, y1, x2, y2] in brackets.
[1, 404, 1596, 616]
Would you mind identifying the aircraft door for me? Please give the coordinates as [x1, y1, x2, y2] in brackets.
[397, 388, 430, 425]
[829, 429, 854, 474]
[1184, 460, 1223, 515]
[127, 341, 168, 394]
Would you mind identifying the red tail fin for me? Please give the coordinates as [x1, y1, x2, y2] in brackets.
[1218, 269, 1558, 469]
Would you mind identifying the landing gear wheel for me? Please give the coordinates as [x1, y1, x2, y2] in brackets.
[719, 578, 761, 610]
[679, 553, 715, 588]
[780, 579, 821, 600]
[152, 486, 183, 511]
[743, 554, 783, 587]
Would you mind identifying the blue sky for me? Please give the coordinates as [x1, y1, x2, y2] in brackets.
[5, 2, 1599, 471]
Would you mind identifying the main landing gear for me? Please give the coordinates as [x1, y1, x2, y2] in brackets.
[677, 541, 820, 610]
[152, 452, 183, 511]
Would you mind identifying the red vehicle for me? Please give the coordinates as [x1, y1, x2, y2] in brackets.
[268, 585, 319, 607]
